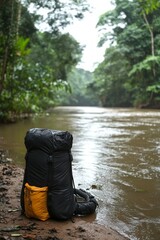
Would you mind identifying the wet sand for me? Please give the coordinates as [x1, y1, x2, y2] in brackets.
[0, 162, 128, 240]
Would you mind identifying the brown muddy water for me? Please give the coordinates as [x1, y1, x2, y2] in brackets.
[0, 106, 160, 240]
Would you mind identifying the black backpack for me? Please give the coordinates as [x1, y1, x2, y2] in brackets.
[21, 128, 98, 220]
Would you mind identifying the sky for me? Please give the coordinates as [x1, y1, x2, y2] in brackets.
[65, 0, 114, 71]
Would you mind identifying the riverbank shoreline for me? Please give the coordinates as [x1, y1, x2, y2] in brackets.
[0, 160, 128, 240]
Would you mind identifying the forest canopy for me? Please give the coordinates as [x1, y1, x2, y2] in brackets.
[0, 0, 89, 122]
[92, 0, 160, 108]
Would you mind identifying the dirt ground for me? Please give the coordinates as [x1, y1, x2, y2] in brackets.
[0, 162, 128, 240]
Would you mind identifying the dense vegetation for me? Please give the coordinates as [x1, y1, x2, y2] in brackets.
[92, 0, 160, 108]
[58, 68, 99, 106]
[0, 0, 89, 122]
[0, 0, 160, 122]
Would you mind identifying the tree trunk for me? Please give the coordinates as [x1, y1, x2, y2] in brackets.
[0, 45, 9, 93]
[142, 12, 156, 106]
[143, 12, 155, 77]
[15, 0, 22, 38]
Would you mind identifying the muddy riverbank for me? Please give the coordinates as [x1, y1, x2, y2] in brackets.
[0, 160, 128, 240]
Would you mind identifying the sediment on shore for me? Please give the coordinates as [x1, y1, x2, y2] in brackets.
[0, 158, 128, 240]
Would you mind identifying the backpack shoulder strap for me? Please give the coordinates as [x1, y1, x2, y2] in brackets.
[47, 155, 54, 189]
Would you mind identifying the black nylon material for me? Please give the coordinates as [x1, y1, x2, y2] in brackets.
[21, 128, 75, 220]
[25, 128, 73, 153]
[21, 128, 98, 220]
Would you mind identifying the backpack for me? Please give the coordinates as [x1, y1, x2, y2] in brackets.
[21, 128, 98, 221]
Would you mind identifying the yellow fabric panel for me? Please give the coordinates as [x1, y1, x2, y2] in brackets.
[24, 183, 50, 221]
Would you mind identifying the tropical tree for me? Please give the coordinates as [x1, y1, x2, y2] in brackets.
[0, 0, 89, 121]
[138, 0, 160, 13]
[94, 46, 131, 107]
[57, 68, 98, 106]
[93, 0, 160, 108]
[23, 0, 89, 33]
[0, 0, 37, 120]
[23, 31, 83, 110]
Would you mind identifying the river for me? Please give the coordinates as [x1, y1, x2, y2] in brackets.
[0, 106, 160, 240]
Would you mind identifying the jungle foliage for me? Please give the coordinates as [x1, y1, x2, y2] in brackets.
[92, 0, 160, 108]
[0, 0, 89, 122]
[58, 68, 99, 106]
[1, 0, 160, 123]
